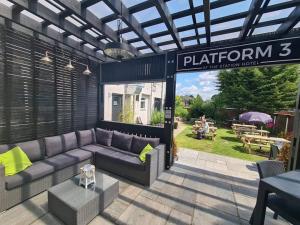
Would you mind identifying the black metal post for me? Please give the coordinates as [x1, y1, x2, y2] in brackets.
[289, 84, 300, 170]
[98, 64, 104, 121]
[164, 52, 176, 169]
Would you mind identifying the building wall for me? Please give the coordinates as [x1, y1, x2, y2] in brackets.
[103, 82, 165, 124]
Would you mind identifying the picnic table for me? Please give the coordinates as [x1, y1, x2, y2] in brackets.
[242, 134, 290, 153]
[232, 124, 257, 135]
[232, 123, 257, 129]
[244, 129, 270, 137]
[236, 127, 257, 138]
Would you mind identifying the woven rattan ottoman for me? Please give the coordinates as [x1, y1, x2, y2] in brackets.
[48, 170, 119, 225]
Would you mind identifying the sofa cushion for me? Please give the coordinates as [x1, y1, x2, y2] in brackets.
[44, 135, 63, 157]
[62, 132, 78, 151]
[95, 128, 113, 146]
[77, 129, 96, 147]
[44, 149, 92, 171]
[81, 145, 118, 157]
[64, 149, 93, 162]
[111, 131, 133, 151]
[5, 161, 55, 190]
[0, 145, 10, 154]
[16, 140, 45, 162]
[131, 136, 160, 154]
[94, 148, 145, 170]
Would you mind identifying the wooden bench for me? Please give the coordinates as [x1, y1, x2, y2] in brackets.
[204, 132, 217, 141]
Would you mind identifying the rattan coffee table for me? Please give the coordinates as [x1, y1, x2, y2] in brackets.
[48, 170, 119, 225]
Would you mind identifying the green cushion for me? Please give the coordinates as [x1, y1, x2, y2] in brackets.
[0, 146, 32, 176]
[139, 144, 153, 163]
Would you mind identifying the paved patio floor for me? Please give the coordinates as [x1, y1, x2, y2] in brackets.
[0, 148, 289, 225]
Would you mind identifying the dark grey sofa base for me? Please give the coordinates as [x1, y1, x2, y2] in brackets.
[94, 145, 165, 186]
[0, 159, 92, 212]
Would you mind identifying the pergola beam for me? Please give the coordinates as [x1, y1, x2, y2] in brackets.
[127, 0, 298, 44]
[141, 17, 288, 49]
[239, 0, 264, 40]
[81, 0, 101, 9]
[151, 0, 183, 49]
[138, 0, 245, 30]
[102, 0, 161, 53]
[248, 0, 271, 36]
[189, 0, 200, 45]
[203, 0, 211, 46]
[53, 0, 139, 56]
[277, 6, 300, 35]
[9, 0, 105, 52]
[0, 3, 105, 61]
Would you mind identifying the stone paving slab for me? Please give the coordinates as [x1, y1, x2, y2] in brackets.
[0, 148, 290, 225]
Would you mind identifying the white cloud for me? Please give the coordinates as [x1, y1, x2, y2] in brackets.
[176, 70, 220, 100]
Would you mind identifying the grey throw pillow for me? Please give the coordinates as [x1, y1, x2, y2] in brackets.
[77, 129, 96, 147]
[17, 140, 45, 162]
[96, 128, 113, 146]
[131, 136, 160, 154]
[44, 135, 64, 157]
[111, 131, 133, 151]
[62, 132, 78, 151]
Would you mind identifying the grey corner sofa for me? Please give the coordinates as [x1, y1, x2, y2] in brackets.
[0, 128, 165, 212]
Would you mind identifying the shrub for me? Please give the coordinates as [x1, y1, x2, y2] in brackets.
[150, 110, 164, 126]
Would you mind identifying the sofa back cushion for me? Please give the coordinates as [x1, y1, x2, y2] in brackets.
[44, 135, 63, 157]
[131, 136, 160, 154]
[77, 129, 96, 147]
[62, 132, 78, 151]
[96, 128, 113, 146]
[16, 140, 45, 162]
[111, 131, 133, 151]
[0, 145, 10, 154]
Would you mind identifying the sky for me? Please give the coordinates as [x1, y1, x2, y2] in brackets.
[176, 71, 219, 101]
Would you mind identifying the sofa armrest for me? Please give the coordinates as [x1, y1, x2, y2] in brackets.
[144, 149, 158, 186]
[0, 165, 4, 187]
[154, 144, 166, 176]
[0, 165, 5, 211]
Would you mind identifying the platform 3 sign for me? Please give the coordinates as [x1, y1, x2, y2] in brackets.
[176, 37, 300, 72]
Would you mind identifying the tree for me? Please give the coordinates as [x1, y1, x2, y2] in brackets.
[217, 65, 299, 114]
[175, 96, 188, 119]
[189, 95, 204, 118]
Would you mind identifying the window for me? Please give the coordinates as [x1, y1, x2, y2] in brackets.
[140, 97, 146, 109]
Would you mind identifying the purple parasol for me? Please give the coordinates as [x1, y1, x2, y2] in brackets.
[239, 111, 273, 124]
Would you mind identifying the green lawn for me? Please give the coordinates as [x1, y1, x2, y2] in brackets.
[175, 125, 267, 162]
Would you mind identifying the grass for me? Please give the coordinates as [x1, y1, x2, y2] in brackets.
[175, 124, 267, 162]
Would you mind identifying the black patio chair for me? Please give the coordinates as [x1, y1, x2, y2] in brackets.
[250, 160, 300, 224]
[269, 144, 280, 160]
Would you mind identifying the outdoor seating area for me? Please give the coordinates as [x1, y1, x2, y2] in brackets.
[192, 117, 218, 141]
[0, 0, 300, 225]
[0, 149, 292, 225]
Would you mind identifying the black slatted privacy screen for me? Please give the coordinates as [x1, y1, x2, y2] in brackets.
[0, 25, 99, 144]
[101, 54, 166, 83]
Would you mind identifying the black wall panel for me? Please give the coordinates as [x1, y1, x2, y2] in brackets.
[0, 25, 99, 144]
[101, 54, 166, 83]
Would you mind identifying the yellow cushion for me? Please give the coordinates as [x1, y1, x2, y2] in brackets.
[0, 146, 32, 176]
[139, 144, 153, 163]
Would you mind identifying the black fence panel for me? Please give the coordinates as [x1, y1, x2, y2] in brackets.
[0, 24, 100, 144]
[97, 120, 165, 143]
[101, 54, 166, 83]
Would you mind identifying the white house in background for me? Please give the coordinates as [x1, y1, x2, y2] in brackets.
[104, 83, 166, 125]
